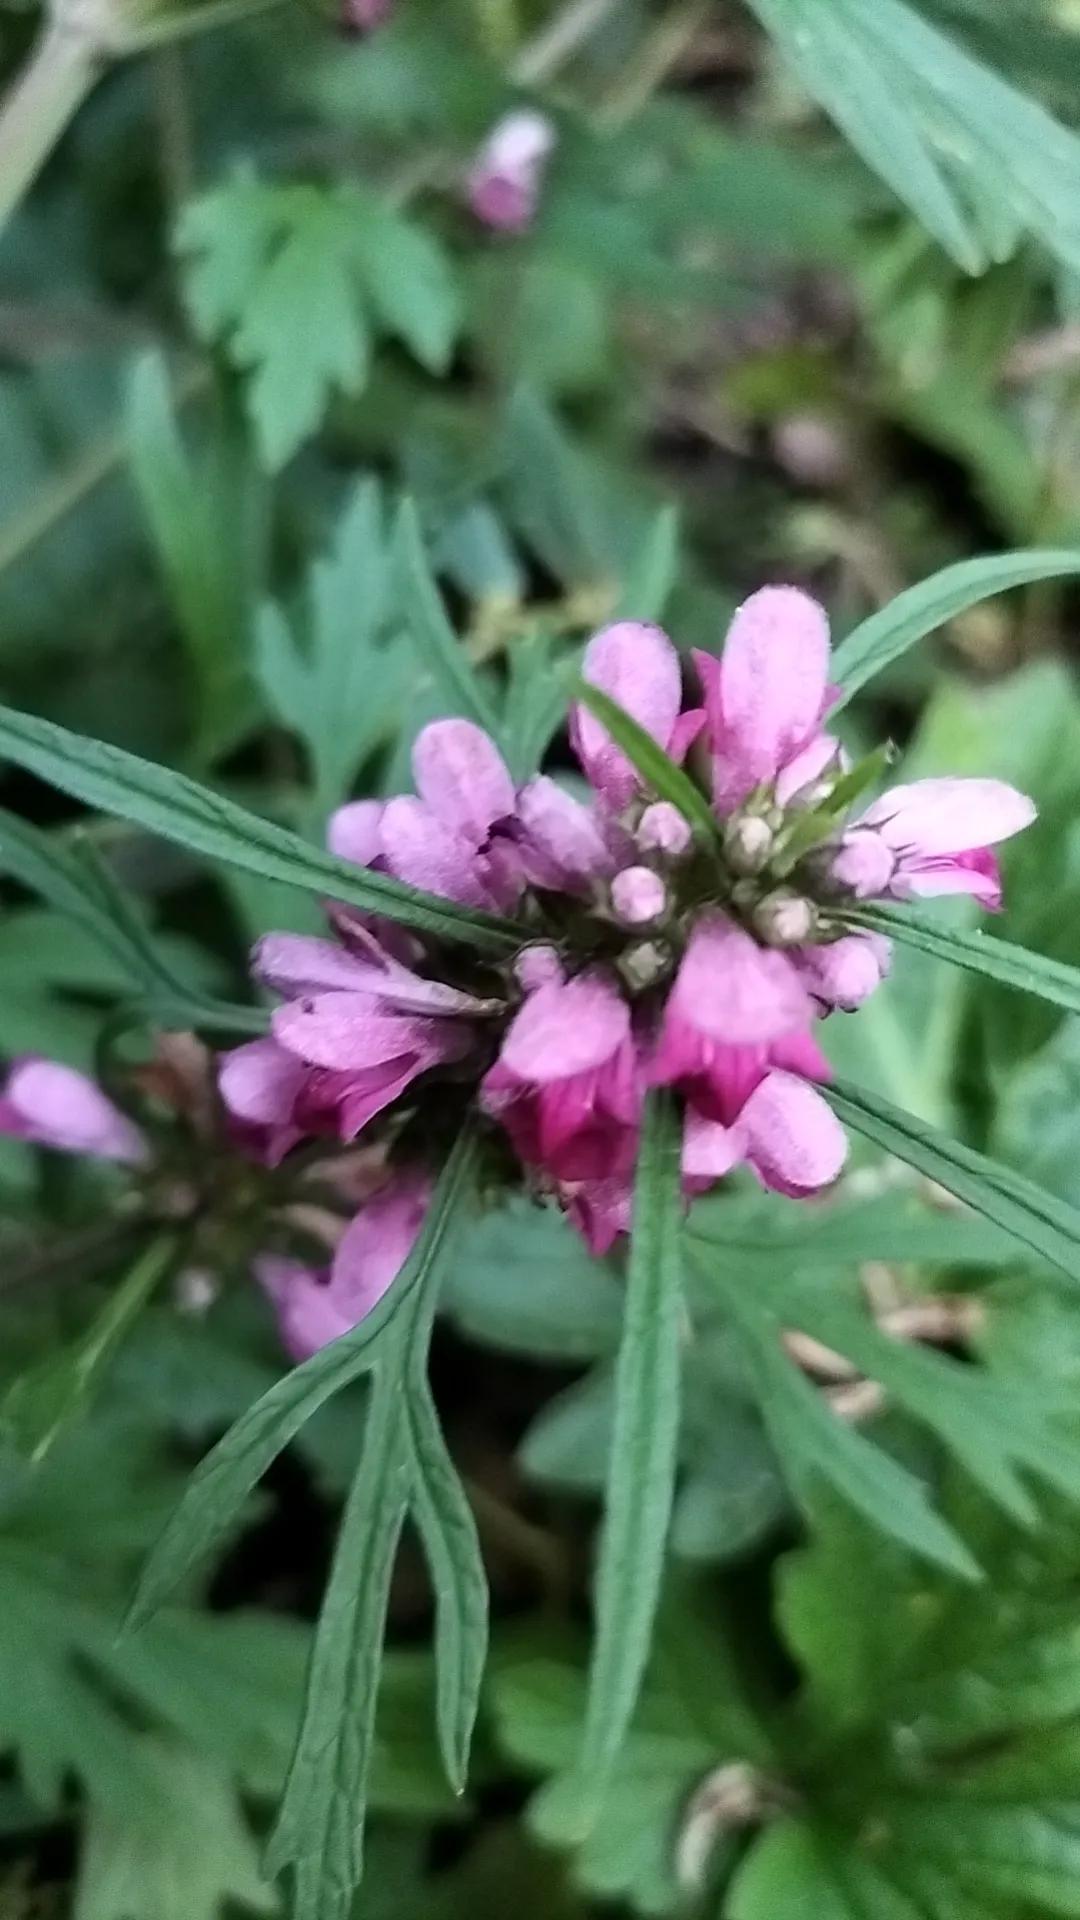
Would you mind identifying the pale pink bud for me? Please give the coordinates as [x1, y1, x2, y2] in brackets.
[830, 830, 896, 899]
[753, 890, 817, 948]
[0, 1058, 148, 1164]
[723, 813, 774, 876]
[637, 802, 691, 857]
[467, 110, 555, 234]
[514, 944, 564, 992]
[611, 866, 667, 926]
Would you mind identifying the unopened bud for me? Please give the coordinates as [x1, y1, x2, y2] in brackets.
[611, 865, 667, 926]
[618, 939, 671, 992]
[723, 812, 774, 876]
[514, 944, 563, 993]
[829, 829, 896, 899]
[676, 1765, 793, 1893]
[637, 802, 691, 858]
[753, 889, 817, 948]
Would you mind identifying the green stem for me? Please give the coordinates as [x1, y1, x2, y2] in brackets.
[0, 24, 101, 234]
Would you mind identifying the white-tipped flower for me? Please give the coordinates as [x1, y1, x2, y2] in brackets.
[466, 109, 555, 233]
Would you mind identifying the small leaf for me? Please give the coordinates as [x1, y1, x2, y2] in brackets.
[128, 1130, 481, 1627]
[0, 701, 521, 952]
[612, 506, 680, 624]
[578, 1091, 685, 1799]
[2, 1238, 175, 1461]
[354, 201, 462, 374]
[826, 1077, 1080, 1285]
[845, 903, 1080, 1019]
[831, 550, 1080, 709]
[393, 501, 503, 739]
[572, 682, 719, 840]
[405, 1382, 489, 1794]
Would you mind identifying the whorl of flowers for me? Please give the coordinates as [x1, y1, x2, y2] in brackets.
[213, 586, 1035, 1317]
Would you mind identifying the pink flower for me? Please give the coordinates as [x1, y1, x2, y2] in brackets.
[795, 931, 892, 1012]
[0, 1058, 147, 1164]
[467, 110, 555, 234]
[330, 719, 528, 912]
[256, 1171, 430, 1362]
[693, 588, 835, 815]
[835, 778, 1036, 911]
[571, 622, 701, 814]
[682, 1071, 847, 1200]
[650, 916, 822, 1124]
[515, 776, 615, 892]
[220, 928, 491, 1153]
[340, 0, 392, 31]
[481, 971, 641, 1185]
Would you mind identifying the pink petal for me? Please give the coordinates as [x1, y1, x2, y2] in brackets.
[273, 993, 431, 1070]
[564, 1176, 633, 1254]
[681, 1108, 745, 1189]
[327, 800, 385, 868]
[219, 1038, 307, 1124]
[775, 731, 842, 807]
[795, 934, 891, 1011]
[859, 778, 1036, 858]
[571, 622, 682, 810]
[671, 916, 814, 1045]
[1, 1058, 147, 1164]
[254, 932, 487, 1017]
[895, 850, 1004, 910]
[500, 974, 630, 1084]
[716, 588, 831, 797]
[637, 802, 692, 857]
[379, 796, 493, 907]
[517, 777, 613, 886]
[611, 866, 667, 926]
[412, 719, 517, 848]
[741, 1071, 847, 1196]
[329, 1172, 431, 1325]
[830, 830, 897, 899]
[253, 1257, 341, 1364]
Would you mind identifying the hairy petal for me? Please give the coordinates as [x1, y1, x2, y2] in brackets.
[741, 1071, 847, 1196]
[379, 795, 493, 907]
[412, 718, 517, 846]
[0, 1058, 147, 1164]
[327, 799, 385, 868]
[859, 777, 1036, 857]
[500, 973, 631, 1083]
[717, 587, 831, 790]
[272, 992, 435, 1071]
[670, 915, 813, 1045]
[572, 621, 682, 808]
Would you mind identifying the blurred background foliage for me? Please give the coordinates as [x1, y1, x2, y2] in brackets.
[8, 0, 1080, 1915]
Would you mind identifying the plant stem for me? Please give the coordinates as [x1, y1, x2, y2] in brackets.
[0, 23, 100, 236]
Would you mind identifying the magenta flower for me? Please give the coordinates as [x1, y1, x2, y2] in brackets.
[481, 971, 641, 1186]
[467, 109, 555, 234]
[795, 930, 892, 1013]
[0, 1058, 148, 1164]
[834, 777, 1036, 910]
[256, 1170, 430, 1362]
[220, 928, 492, 1151]
[570, 622, 701, 813]
[682, 1071, 847, 1200]
[692, 588, 836, 815]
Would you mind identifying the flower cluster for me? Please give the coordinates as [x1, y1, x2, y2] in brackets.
[2, 589, 1033, 1361]
[218, 587, 1035, 1276]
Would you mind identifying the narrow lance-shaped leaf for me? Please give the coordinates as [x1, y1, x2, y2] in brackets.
[573, 682, 719, 840]
[393, 500, 504, 741]
[264, 1357, 410, 1920]
[127, 1128, 481, 1627]
[842, 904, 1080, 1019]
[0, 700, 521, 952]
[405, 1382, 489, 1795]
[831, 550, 1080, 710]
[825, 1078, 1080, 1285]
[266, 1129, 482, 1920]
[577, 1090, 685, 1806]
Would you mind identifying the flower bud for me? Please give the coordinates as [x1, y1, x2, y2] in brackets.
[466, 110, 555, 234]
[723, 812, 774, 876]
[829, 829, 896, 899]
[514, 944, 563, 993]
[611, 865, 667, 926]
[637, 801, 691, 858]
[753, 889, 817, 948]
[618, 939, 671, 991]
[797, 932, 891, 1011]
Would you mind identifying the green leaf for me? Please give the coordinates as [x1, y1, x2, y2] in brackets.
[393, 499, 503, 739]
[446, 1200, 624, 1362]
[126, 351, 265, 762]
[355, 203, 462, 374]
[578, 1091, 685, 1800]
[265, 1360, 409, 1920]
[845, 903, 1080, 1019]
[128, 1129, 482, 1627]
[266, 1131, 481, 1920]
[826, 1078, 1080, 1285]
[694, 1248, 980, 1579]
[256, 480, 406, 821]
[405, 1382, 489, 1794]
[831, 550, 1080, 709]
[612, 506, 680, 624]
[572, 683, 718, 840]
[74, 1741, 274, 1920]
[0, 701, 521, 951]
[747, 0, 1080, 277]
[2, 1238, 175, 1461]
